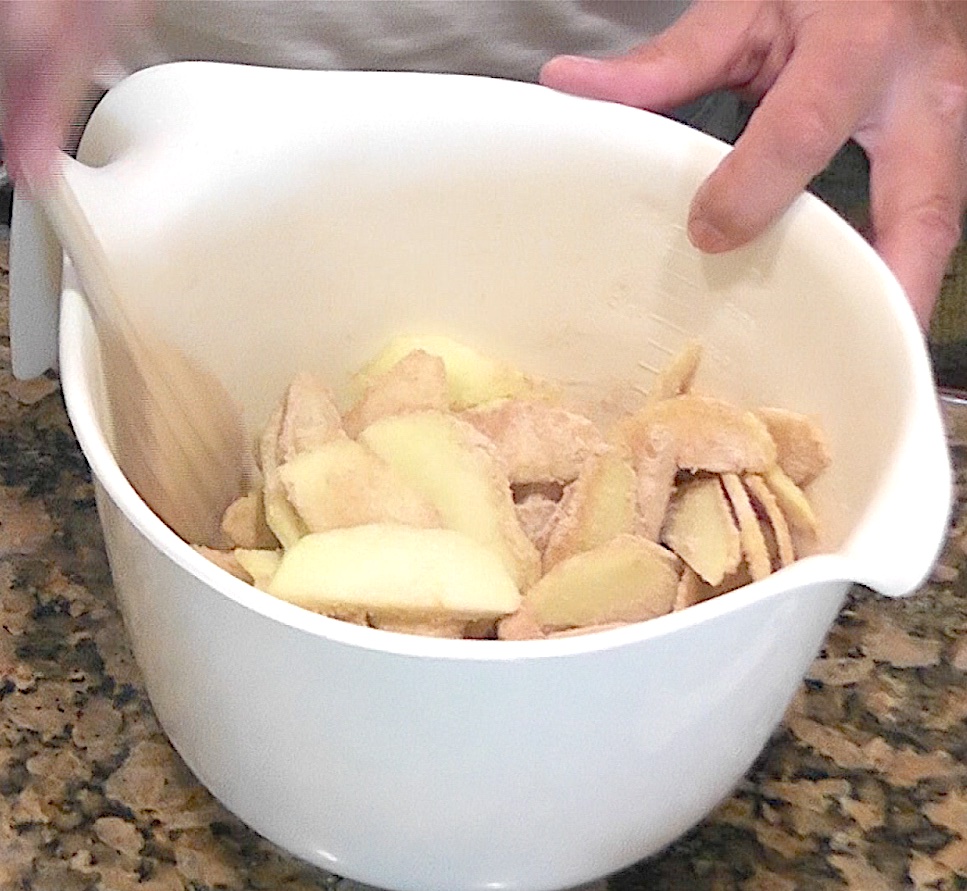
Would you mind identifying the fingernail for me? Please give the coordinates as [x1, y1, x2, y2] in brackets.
[687, 215, 732, 253]
[539, 54, 605, 85]
[551, 54, 604, 68]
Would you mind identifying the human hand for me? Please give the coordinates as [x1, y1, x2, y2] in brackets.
[540, 0, 967, 329]
[0, 0, 144, 187]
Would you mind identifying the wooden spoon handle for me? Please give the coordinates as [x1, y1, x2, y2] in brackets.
[28, 153, 247, 545]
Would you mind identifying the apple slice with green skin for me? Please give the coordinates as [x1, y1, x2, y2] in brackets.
[523, 533, 680, 631]
[278, 438, 441, 533]
[351, 334, 537, 411]
[267, 524, 521, 621]
[359, 410, 541, 589]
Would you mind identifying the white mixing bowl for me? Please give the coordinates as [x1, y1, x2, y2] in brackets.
[54, 63, 949, 891]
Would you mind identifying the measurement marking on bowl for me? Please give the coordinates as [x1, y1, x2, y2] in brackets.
[648, 312, 690, 336]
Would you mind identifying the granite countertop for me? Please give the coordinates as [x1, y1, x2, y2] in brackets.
[0, 244, 964, 891]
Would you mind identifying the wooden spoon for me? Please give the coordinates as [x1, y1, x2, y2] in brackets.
[31, 153, 247, 546]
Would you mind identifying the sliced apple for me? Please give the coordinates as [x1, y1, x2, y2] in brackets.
[543, 451, 636, 570]
[525, 534, 680, 630]
[234, 548, 283, 590]
[673, 565, 711, 611]
[278, 438, 441, 533]
[744, 473, 796, 566]
[352, 333, 536, 410]
[496, 607, 547, 641]
[343, 348, 448, 437]
[647, 340, 702, 403]
[546, 622, 629, 639]
[461, 398, 607, 484]
[615, 394, 777, 474]
[514, 492, 559, 552]
[630, 425, 679, 542]
[370, 617, 471, 639]
[258, 405, 307, 549]
[215, 333, 834, 641]
[267, 524, 521, 621]
[721, 472, 772, 581]
[277, 372, 345, 464]
[754, 407, 830, 486]
[763, 464, 820, 541]
[359, 411, 541, 589]
[221, 489, 277, 550]
[661, 476, 741, 586]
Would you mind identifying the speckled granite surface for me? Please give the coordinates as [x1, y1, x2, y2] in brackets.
[0, 242, 964, 891]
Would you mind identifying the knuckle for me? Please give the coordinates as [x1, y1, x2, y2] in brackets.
[905, 197, 963, 257]
[770, 102, 843, 172]
[931, 75, 967, 128]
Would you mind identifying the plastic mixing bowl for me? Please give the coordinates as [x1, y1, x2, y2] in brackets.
[52, 63, 949, 891]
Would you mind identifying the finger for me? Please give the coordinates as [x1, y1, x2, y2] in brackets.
[0, 1, 142, 185]
[687, 8, 891, 253]
[865, 81, 967, 329]
[539, 1, 767, 112]
[1, 84, 72, 185]
[0, 2, 87, 182]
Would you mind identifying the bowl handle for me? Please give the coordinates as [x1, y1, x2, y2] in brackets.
[840, 388, 952, 598]
[9, 192, 62, 379]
